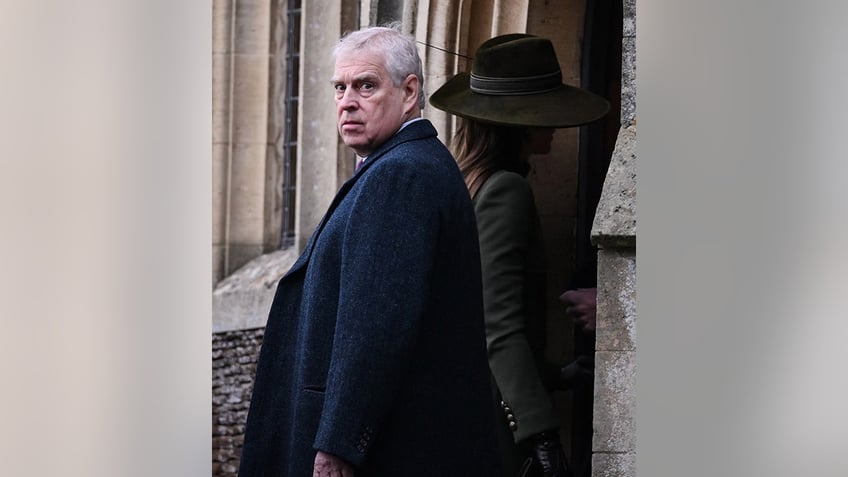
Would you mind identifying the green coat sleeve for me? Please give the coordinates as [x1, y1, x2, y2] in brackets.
[474, 171, 559, 444]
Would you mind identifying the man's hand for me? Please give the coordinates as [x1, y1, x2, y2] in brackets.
[313, 450, 353, 477]
[559, 287, 597, 332]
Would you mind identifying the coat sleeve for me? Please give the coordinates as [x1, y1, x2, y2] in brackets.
[312, 156, 441, 466]
[475, 172, 559, 444]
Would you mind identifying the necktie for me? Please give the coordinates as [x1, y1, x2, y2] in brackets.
[355, 157, 365, 171]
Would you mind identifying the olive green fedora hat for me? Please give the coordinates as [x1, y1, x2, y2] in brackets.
[429, 34, 610, 128]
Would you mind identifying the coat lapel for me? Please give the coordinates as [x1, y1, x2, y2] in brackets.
[282, 120, 438, 280]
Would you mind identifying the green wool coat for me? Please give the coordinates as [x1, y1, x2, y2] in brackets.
[474, 169, 561, 473]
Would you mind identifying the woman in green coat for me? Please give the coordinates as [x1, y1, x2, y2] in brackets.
[430, 34, 609, 477]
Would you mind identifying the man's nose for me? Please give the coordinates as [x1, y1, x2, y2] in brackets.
[338, 88, 359, 110]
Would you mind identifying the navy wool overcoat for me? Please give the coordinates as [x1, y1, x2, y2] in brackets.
[238, 120, 502, 476]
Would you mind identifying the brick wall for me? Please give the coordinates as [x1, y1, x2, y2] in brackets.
[212, 328, 264, 476]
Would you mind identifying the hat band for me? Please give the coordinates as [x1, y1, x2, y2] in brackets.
[470, 70, 562, 95]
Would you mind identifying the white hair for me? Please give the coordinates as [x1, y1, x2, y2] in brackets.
[334, 23, 426, 109]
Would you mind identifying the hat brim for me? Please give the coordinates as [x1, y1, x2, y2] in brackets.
[429, 72, 610, 128]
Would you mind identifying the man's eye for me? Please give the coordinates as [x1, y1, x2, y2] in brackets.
[360, 83, 374, 90]
[333, 84, 345, 92]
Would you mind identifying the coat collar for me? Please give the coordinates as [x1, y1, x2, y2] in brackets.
[349, 118, 435, 178]
[283, 119, 438, 279]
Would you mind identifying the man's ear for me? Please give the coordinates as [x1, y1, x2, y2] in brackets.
[402, 74, 420, 107]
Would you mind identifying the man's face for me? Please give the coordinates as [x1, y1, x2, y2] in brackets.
[332, 48, 416, 157]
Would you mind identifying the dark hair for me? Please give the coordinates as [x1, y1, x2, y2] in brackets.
[450, 118, 529, 198]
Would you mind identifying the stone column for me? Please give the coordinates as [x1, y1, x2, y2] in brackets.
[295, 0, 358, 251]
[591, 123, 636, 477]
[591, 1, 636, 476]
[415, 0, 464, 141]
[213, 0, 276, 284]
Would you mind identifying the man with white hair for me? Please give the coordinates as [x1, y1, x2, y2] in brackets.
[238, 25, 501, 477]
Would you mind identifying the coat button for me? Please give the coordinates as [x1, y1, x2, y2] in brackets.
[504, 406, 512, 414]
[509, 421, 518, 431]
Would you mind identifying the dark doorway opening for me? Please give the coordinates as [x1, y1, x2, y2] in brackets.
[570, 1, 623, 476]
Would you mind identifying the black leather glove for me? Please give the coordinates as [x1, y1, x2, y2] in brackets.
[529, 430, 572, 477]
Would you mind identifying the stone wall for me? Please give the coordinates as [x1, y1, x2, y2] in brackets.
[620, 0, 636, 128]
[590, 125, 636, 477]
[212, 328, 264, 476]
[213, 0, 278, 285]
[591, 246, 636, 477]
[590, 1, 636, 475]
